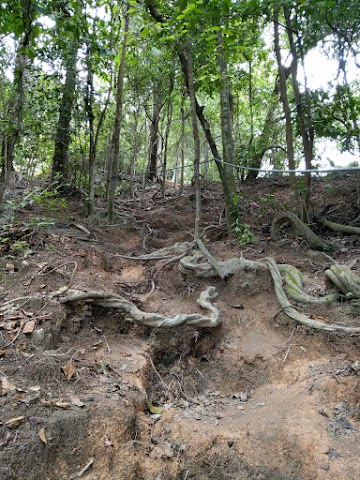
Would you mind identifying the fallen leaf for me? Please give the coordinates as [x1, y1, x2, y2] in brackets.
[39, 427, 47, 445]
[62, 362, 77, 380]
[0, 349, 8, 357]
[70, 395, 85, 407]
[1, 431, 11, 446]
[1, 377, 16, 395]
[55, 401, 70, 409]
[146, 400, 163, 415]
[23, 320, 36, 334]
[5, 416, 25, 428]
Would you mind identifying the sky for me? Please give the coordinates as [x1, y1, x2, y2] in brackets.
[303, 48, 359, 169]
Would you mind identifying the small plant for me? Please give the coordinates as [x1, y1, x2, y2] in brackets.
[11, 240, 31, 254]
[233, 218, 254, 245]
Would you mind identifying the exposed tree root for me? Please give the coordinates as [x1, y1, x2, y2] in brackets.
[58, 286, 220, 328]
[277, 264, 340, 304]
[271, 212, 330, 251]
[314, 215, 360, 235]
[113, 241, 194, 261]
[325, 264, 360, 299]
[179, 251, 360, 333]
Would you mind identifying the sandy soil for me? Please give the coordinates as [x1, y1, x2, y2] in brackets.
[0, 175, 360, 480]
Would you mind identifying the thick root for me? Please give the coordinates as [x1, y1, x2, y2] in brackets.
[59, 286, 220, 328]
[278, 264, 340, 304]
[179, 253, 360, 333]
[325, 264, 360, 299]
[271, 212, 330, 251]
[315, 216, 360, 235]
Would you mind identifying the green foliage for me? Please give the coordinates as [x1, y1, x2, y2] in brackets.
[233, 218, 254, 245]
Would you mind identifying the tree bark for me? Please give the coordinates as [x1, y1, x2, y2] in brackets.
[0, 0, 32, 203]
[284, 6, 314, 222]
[52, 40, 77, 185]
[185, 38, 201, 240]
[107, 7, 129, 221]
[147, 85, 163, 181]
[273, 8, 298, 214]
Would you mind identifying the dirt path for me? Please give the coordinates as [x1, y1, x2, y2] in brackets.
[0, 179, 360, 479]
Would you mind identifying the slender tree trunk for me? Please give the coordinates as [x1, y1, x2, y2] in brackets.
[52, 41, 77, 185]
[147, 86, 163, 181]
[217, 30, 238, 232]
[85, 50, 112, 213]
[284, 6, 313, 222]
[0, 0, 32, 203]
[185, 38, 201, 240]
[274, 8, 298, 214]
[180, 92, 186, 194]
[107, 8, 129, 221]
[129, 108, 140, 195]
[161, 72, 174, 199]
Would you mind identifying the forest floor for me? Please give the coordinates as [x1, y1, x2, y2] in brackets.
[0, 174, 360, 480]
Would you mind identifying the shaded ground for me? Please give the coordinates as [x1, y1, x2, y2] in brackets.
[1, 174, 360, 480]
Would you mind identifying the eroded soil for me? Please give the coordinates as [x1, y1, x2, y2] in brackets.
[1, 176, 360, 480]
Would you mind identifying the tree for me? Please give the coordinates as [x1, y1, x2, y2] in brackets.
[107, 5, 129, 221]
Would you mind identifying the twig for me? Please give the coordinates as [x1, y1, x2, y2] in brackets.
[69, 458, 94, 480]
[94, 327, 111, 354]
[1, 325, 23, 348]
[149, 356, 174, 397]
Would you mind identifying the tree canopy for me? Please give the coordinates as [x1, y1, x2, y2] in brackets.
[0, 0, 359, 229]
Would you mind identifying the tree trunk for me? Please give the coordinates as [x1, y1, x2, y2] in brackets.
[284, 6, 313, 222]
[185, 38, 201, 240]
[161, 72, 175, 199]
[147, 85, 163, 181]
[145, 0, 239, 233]
[52, 41, 77, 185]
[216, 30, 238, 232]
[180, 92, 186, 194]
[0, 0, 32, 203]
[107, 8, 129, 221]
[274, 8, 298, 214]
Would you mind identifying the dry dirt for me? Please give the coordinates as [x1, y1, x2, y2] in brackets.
[1, 175, 360, 480]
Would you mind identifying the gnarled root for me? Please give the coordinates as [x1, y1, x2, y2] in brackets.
[179, 253, 360, 333]
[271, 212, 330, 251]
[278, 264, 340, 304]
[325, 264, 360, 299]
[59, 286, 220, 328]
[315, 216, 360, 235]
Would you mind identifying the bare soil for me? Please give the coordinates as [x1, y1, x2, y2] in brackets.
[1, 175, 360, 480]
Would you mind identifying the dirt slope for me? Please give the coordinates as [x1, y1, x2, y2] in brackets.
[0, 177, 360, 480]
